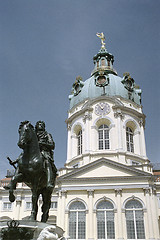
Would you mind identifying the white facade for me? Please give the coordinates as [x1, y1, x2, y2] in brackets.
[0, 42, 160, 240]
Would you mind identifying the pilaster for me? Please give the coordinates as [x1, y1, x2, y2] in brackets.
[115, 189, 124, 240]
[87, 190, 94, 239]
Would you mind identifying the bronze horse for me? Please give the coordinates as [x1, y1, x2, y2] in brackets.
[5, 121, 57, 222]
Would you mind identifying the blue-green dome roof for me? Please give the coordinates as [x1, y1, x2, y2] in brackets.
[69, 73, 142, 109]
[69, 47, 142, 109]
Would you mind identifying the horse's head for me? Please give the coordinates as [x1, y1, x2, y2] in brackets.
[18, 121, 35, 149]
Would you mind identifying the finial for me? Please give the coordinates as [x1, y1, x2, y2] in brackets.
[96, 32, 106, 49]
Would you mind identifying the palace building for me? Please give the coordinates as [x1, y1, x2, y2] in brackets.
[0, 34, 160, 240]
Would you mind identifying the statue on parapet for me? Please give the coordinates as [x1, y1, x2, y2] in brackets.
[4, 120, 57, 223]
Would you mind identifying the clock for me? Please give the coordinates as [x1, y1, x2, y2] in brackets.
[95, 102, 110, 116]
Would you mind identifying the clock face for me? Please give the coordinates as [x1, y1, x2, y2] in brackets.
[95, 102, 110, 116]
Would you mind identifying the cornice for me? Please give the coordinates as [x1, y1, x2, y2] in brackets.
[57, 175, 152, 184]
[66, 106, 93, 124]
[112, 105, 145, 120]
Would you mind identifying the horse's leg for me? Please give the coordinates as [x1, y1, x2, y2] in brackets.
[30, 188, 40, 221]
[41, 189, 52, 223]
[5, 169, 23, 202]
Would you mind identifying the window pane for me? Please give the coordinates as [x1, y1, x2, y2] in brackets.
[126, 211, 135, 239]
[99, 140, 103, 150]
[98, 125, 110, 150]
[77, 130, 82, 155]
[78, 212, 86, 239]
[106, 211, 115, 239]
[126, 127, 134, 153]
[136, 211, 145, 239]
[126, 200, 143, 209]
[97, 201, 114, 210]
[97, 211, 105, 239]
[69, 201, 85, 210]
[69, 212, 76, 239]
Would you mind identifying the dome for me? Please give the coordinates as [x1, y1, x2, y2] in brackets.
[69, 36, 142, 109]
[69, 73, 142, 109]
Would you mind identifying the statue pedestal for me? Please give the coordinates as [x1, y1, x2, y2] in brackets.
[0, 220, 64, 240]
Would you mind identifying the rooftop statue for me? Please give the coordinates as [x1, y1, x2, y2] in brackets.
[96, 32, 106, 49]
[4, 121, 57, 223]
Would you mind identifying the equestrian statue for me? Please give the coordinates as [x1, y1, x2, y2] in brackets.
[4, 121, 57, 223]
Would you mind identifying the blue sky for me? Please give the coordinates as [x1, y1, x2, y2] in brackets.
[0, 0, 160, 178]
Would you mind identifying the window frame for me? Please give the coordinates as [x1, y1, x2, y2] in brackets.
[96, 200, 115, 240]
[125, 200, 145, 239]
[126, 126, 134, 153]
[68, 201, 86, 240]
[98, 124, 110, 150]
[77, 129, 82, 155]
[2, 202, 12, 211]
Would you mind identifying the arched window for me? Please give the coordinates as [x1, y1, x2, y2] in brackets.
[97, 200, 115, 239]
[126, 127, 134, 152]
[98, 124, 109, 150]
[125, 199, 145, 239]
[69, 201, 86, 239]
[77, 130, 82, 155]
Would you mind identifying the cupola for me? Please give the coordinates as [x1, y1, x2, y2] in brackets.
[91, 33, 117, 76]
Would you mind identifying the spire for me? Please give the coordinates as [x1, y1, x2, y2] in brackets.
[91, 33, 117, 76]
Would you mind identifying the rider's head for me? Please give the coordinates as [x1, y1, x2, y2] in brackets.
[35, 121, 45, 132]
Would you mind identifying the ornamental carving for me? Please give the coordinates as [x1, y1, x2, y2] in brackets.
[121, 72, 135, 92]
[83, 112, 92, 123]
[143, 187, 151, 195]
[71, 76, 84, 96]
[114, 109, 124, 120]
[115, 188, 122, 196]
[87, 189, 94, 197]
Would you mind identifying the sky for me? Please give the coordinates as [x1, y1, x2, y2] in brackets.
[0, 0, 160, 179]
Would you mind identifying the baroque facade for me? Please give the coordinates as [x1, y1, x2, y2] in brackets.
[0, 36, 160, 240]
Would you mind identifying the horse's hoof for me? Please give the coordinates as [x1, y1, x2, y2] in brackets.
[9, 192, 15, 202]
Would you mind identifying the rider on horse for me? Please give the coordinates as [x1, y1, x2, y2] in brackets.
[35, 121, 57, 189]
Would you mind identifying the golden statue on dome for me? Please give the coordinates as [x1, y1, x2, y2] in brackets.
[96, 32, 106, 49]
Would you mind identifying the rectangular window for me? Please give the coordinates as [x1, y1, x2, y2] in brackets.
[26, 202, 32, 210]
[3, 202, 12, 210]
[50, 201, 57, 209]
[77, 130, 82, 155]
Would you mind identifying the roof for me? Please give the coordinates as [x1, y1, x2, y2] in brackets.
[69, 73, 142, 109]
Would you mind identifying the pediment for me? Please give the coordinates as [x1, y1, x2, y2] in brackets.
[59, 158, 151, 181]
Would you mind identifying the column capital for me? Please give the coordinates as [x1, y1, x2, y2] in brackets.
[143, 187, 151, 195]
[83, 111, 92, 123]
[115, 188, 122, 196]
[87, 189, 94, 197]
[114, 109, 124, 120]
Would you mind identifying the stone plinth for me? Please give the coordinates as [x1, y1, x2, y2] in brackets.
[0, 220, 64, 240]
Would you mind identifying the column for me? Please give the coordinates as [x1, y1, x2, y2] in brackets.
[139, 119, 147, 157]
[61, 190, 67, 230]
[66, 124, 72, 162]
[144, 187, 155, 239]
[151, 187, 159, 239]
[57, 190, 67, 229]
[114, 110, 124, 151]
[91, 126, 97, 151]
[83, 111, 92, 153]
[115, 189, 124, 240]
[15, 195, 22, 220]
[87, 190, 94, 240]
